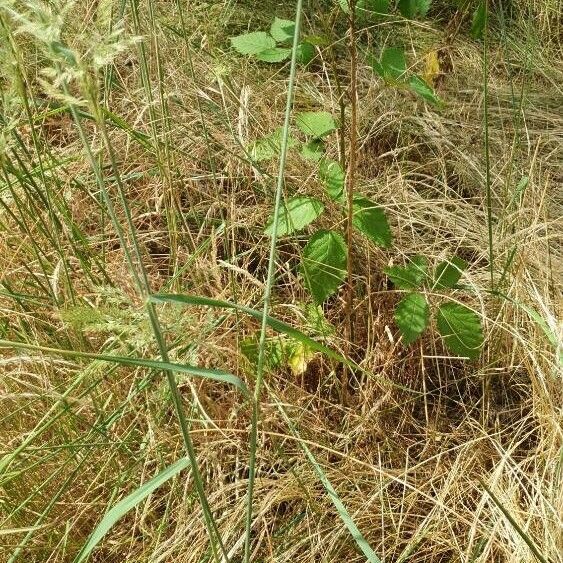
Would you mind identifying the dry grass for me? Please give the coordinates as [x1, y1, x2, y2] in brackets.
[0, 0, 561, 562]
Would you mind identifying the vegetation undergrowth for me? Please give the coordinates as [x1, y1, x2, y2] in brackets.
[0, 0, 561, 562]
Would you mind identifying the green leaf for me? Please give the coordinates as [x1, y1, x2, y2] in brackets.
[319, 158, 345, 199]
[371, 47, 407, 82]
[302, 34, 330, 46]
[398, 0, 431, 18]
[264, 196, 324, 237]
[270, 17, 296, 43]
[436, 302, 484, 359]
[301, 139, 325, 162]
[296, 111, 337, 138]
[75, 459, 190, 562]
[301, 230, 347, 303]
[395, 292, 429, 345]
[255, 47, 292, 63]
[352, 197, 392, 248]
[434, 256, 467, 289]
[249, 127, 297, 162]
[296, 41, 315, 64]
[470, 2, 486, 40]
[230, 31, 276, 55]
[408, 75, 441, 105]
[385, 255, 427, 289]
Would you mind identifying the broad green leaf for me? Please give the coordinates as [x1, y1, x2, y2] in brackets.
[255, 47, 292, 63]
[319, 158, 345, 199]
[434, 256, 467, 289]
[352, 197, 392, 248]
[382, 47, 407, 80]
[264, 196, 324, 237]
[408, 75, 441, 105]
[398, 0, 431, 18]
[395, 292, 429, 345]
[296, 41, 315, 64]
[296, 111, 337, 138]
[385, 256, 427, 289]
[74, 459, 190, 563]
[301, 139, 325, 161]
[270, 17, 296, 43]
[470, 2, 486, 40]
[436, 302, 483, 359]
[249, 127, 297, 162]
[230, 31, 275, 55]
[302, 34, 330, 46]
[372, 47, 407, 82]
[301, 230, 347, 303]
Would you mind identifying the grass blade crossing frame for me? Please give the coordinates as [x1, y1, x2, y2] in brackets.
[244, 1, 304, 560]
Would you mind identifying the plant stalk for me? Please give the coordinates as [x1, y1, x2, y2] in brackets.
[343, 0, 358, 404]
[243, 1, 304, 560]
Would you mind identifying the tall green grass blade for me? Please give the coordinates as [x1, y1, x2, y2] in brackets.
[482, 0, 494, 291]
[244, 2, 304, 560]
[62, 62, 229, 559]
[275, 396, 382, 562]
[150, 293, 347, 365]
[479, 478, 550, 563]
[74, 458, 190, 563]
[0, 339, 249, 395]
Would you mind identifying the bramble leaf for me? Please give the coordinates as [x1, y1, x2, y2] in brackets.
[296, 111, 337, 138]
[301, 230, 347, 303]
[319, 158, 345, 199]
[395, 292, 429, 345]
[231, 32, 275, 55]
[371, 47, 407, 82]
[264, 196, 324, 237]
[385, 256, 428, 289]
[270, 17, 296, 43]
[408, 75, 441, 105]
[249, 127, 297, 162]
[434, 256, 467, 289]
[301, 139, 325, 162]
[296, 42, 315, 64]
[436, 302, 484, 359]
[255, 47, 292, 63]
[352, 197, 392, 248]
[398, 0, 431, 18]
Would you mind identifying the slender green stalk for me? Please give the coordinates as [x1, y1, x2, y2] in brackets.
[344, 0, 358, 405]
[61, 76, 228, 561]
[243, 1, 304, 560]
[483, 0, 494, 291]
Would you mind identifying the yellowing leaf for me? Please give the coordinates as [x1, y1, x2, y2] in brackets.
[423, 50, 440, 86]
[288, 342, 315, 376]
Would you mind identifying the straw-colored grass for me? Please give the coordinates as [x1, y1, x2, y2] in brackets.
[0, 1, 561, 561]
